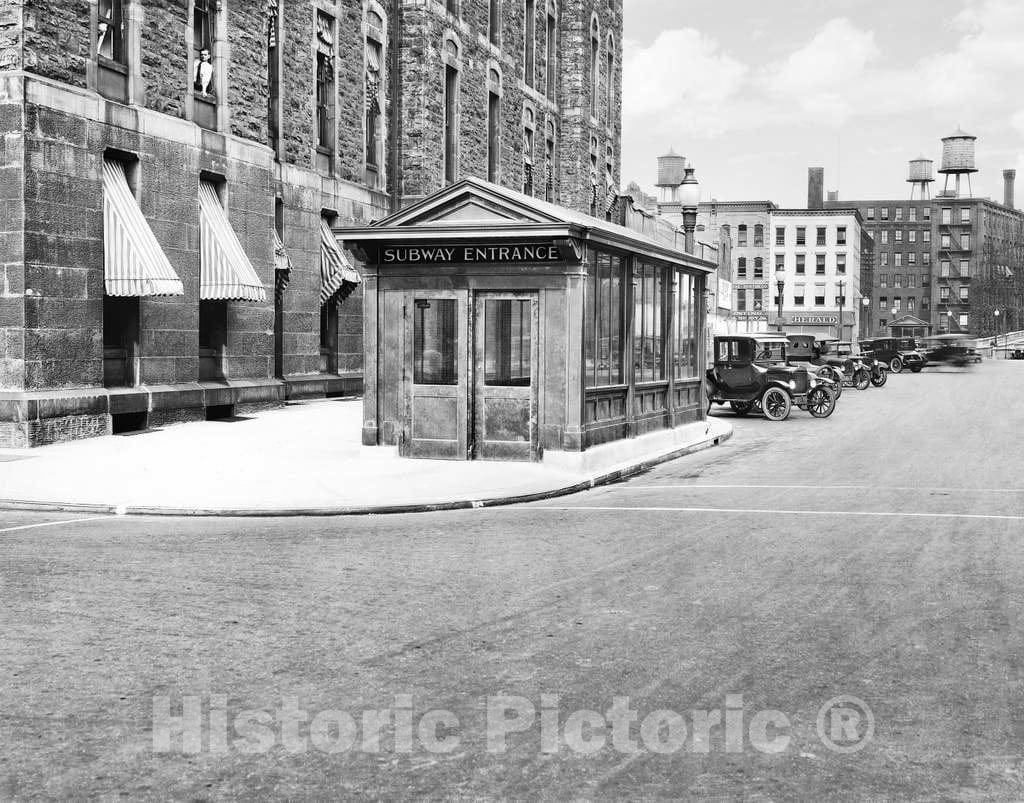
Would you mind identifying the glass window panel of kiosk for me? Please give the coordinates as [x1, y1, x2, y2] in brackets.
[634, 262, 665, 384]
[484, 299, 532, 386]
[413, 299, 458, 385]
[674, 272, 697, 379]
[584, 251, 624, 387]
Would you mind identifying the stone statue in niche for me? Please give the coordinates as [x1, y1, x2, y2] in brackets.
[194, 49, 214, 96]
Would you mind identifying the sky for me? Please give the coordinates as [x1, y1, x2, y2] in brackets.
[621, 0, 1024, 208]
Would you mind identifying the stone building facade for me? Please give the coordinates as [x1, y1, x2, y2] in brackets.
[0, 0, 622, 447]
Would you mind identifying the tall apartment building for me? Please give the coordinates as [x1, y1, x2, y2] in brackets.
[694, 201, 775, 329]
[0, 0, 622, 447]
[822, 131, 1024, 337]
[770, 209, 866, 340]
[827, 196, 1024, 337]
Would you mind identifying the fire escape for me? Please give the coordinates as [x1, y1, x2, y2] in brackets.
[936, 212, 971, 333]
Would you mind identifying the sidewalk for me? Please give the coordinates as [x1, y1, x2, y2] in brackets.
[0, 398, 732, 516]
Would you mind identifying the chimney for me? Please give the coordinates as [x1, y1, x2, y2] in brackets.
[807, 167, 824, 210]
[1004, 169, 1016, 208]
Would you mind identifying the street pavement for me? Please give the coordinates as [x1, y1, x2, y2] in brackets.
[3, 360, 1024, 799]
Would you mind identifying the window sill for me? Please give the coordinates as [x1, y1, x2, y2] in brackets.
[97, 55, 128, 74]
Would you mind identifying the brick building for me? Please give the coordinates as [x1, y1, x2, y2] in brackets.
[0, 0, 622, 446]
[820, 146, 1024, 338]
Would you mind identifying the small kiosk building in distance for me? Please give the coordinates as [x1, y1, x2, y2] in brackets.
[341, 178, 715, 462]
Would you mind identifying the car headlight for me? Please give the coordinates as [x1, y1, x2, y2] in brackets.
[788, 380, 797, 389]
[809, 377, 818, 388]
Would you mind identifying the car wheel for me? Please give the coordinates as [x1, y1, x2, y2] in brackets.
[853, 369, 870, 390]
[890, 357, 903, 374]
[730, 400, 753, 416]
[819, 368, 842, 397]
[871, 369, 887, 387]
[760, 387, 791, 421]
[807, 386, 836, 418]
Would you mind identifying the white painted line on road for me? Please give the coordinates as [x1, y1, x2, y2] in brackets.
[0, 516, 111, 534]
[631, 484, 1024, 494]
[528, 506, 1024, 521]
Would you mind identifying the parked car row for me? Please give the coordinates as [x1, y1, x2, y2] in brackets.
[706, 329, 928, 422]
[705, 334, 841, 422]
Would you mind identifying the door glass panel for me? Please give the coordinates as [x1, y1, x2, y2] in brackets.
[413, 298, 457, 385]
[484, 299, 532, 386]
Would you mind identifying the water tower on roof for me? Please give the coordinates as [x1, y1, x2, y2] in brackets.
[938, 127, 978, 198]
[655, 148, 687, 203]
[907, 155, 934, 200]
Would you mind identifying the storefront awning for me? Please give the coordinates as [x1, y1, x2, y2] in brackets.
[320, 219, 361, 304]
[102, 159, 184, 297]
[199, 182, 266, 302]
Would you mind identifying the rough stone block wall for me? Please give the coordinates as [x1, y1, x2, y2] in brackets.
[227, 1, 268, 145]
[333, 0, 367, 184]
[23, 103, 102, 390]
[279, 181, 321, 377]
[222, 158, 274, 381]
[280, 2, 313, 170]
[140, 0, 188, 119]
[0, 0, 24, 72]
[0, 99, 24, 390]
[22, 0, 89, 86]
[397, 0, 621, 215]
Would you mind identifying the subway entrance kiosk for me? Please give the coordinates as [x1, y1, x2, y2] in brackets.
[341, 178, 714, 461]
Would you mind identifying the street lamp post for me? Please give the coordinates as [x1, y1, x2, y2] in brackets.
[837, 279, 846, 341]
[679, 165, 700, 255]
[861, 296, 870, 339]
[994, 309, 1001, 356]
[774, 268, 785, 333]
[891, 306, 898, 336]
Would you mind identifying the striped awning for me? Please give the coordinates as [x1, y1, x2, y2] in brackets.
[199, 181, 267, 302]
[102, 159, 184, 297]
[320, 219, 361, 305]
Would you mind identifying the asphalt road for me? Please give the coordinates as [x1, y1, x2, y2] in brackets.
[3, 360, 1024, 800]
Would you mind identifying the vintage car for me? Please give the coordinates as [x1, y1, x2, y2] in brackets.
[922, 335, 979, 368]
[1012, 349, 1024, 360]
[860, 337, 928, 374]
[833, 341, 888, 387]
[706, 334, 836, 421]
[786, 334, 869, 391]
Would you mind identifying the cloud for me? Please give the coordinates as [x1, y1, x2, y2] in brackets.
[761, 18, 878, 101]
[621, 29, 748, 136]
[1012, 111, 1024, 137]
[918, 0, 1024, 110]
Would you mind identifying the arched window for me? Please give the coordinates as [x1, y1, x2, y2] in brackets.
[489, 0, 501, 45]
[364, 6, 387, 187]
[522, 104, 535, 194]
[544, 119, 556, 202]
[737, 256, 747, 277]
[753, 223, 764, 247]
[589, 17, 599, 118]
[545, 0, 557, 102]
[605, 33, 615, 125]
[523, 0, 536, 87]
[737, 224, 748, 247]
[487, 66, 501, 182]
[442, 37, 461, 184]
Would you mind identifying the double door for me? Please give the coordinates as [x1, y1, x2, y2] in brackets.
[401, 291, 538, 461]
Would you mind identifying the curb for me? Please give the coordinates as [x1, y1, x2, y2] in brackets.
[0, 426, 733, 518]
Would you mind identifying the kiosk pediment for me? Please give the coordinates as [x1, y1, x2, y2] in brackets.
[378, 177, 564, 228]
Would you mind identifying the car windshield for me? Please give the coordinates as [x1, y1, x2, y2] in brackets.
[753, 341, 787, 363]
